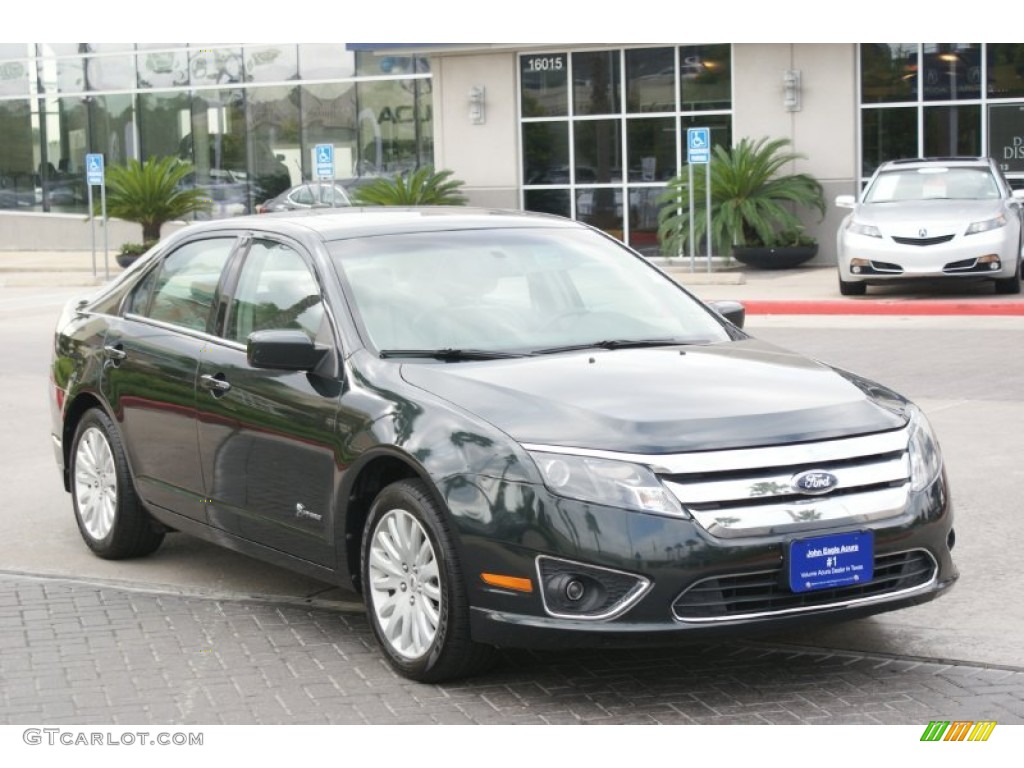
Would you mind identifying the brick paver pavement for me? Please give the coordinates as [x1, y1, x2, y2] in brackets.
[1, 573, 1022, 726]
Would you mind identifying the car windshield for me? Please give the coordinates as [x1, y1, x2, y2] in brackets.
[864, 167, 1001, 203]
[329, 227, 732, 355]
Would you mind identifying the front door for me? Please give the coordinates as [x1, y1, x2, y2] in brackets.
[196, 237, 341, 565]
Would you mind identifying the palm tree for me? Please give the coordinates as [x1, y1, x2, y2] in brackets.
[657, 136, 825, 257]
[350, 167, 467, 206]
[103, 157, 213, 243]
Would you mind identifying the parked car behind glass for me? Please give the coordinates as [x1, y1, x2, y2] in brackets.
[50, 207, 958, 682]
[257, 182, 352, 213]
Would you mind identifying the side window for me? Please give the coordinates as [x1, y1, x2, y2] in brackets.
[226, 240, 325, 344]
[290, 186, 314, 206]
[126, 238, 236, 331]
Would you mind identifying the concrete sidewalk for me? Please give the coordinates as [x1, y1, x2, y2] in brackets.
[3, 250, 1024, 315]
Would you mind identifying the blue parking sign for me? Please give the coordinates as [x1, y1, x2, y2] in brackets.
[86, 153, 104, 185]
[315, 143, 334, 179]
[687, 128, 711, 164]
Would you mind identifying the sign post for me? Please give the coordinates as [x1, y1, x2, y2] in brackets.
[85, 154, 108, 280]
[687, 128, 712, 273]
[314, 143, 335, 207]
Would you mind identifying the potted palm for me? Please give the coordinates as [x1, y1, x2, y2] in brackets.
[349, 167, 467, 206]
[657, 136, 826, 269]
[102, 156, 212, 268]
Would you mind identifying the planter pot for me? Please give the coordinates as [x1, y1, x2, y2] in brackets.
[116, 252, 142, 269]
[732, 244, 819, 270]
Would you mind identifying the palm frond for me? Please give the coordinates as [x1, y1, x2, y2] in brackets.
[351, 167, 468, 206]
[103, 157, 212, 241]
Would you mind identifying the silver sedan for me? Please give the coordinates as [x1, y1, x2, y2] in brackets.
[835, 157, 1024, 295]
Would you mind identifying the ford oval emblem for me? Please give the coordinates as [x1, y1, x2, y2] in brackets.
[792, 470, 840, 495]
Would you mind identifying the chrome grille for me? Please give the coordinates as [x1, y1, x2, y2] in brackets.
[672, 549, 937, 621]
[661, 428, 912, 539]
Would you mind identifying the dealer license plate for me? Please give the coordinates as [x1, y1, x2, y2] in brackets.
[788, 531, 874, 593]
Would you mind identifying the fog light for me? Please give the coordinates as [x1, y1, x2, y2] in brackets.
[852, 265, 862, 274]
[537, 556, 651, 620]
[564, 578, 585, 602]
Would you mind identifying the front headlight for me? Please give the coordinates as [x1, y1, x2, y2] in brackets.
[907, 405, 943, 492]
[847, 221, 882, 238]
[528, 450, 685, 517]
[965, 214, 1006, 235]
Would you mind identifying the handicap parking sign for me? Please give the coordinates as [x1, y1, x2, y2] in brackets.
[687, 128, 711, 164]
[86, 153, 104, 185]
[315, 144, 334, 179]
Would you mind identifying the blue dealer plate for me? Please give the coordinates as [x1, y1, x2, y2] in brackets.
[788, 531, 874, 593]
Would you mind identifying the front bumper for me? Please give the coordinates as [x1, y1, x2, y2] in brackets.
[453, 472, 957, 650]
[838, 227, 1019, 283]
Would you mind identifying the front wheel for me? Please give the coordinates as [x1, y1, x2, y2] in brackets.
[838, 276, 867, 296]
[69, 409, 164, 559]
[361, 479, 496, 682]
[994, 259, 1021, 294]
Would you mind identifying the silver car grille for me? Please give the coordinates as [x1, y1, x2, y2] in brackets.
[659, 428, 911, 539]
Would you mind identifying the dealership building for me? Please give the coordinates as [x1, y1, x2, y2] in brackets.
[2, 42, 1022, 262]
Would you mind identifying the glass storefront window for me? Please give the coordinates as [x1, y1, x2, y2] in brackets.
[861, 107, 917, 177]
[138, 90, 191, 160]
[520, 52, 568, 118]
[627, 117, 676, 182]
[524, 188, 570, 218]
[860, 44, 918, 104]
[625, 47, 675, 113]
[679, 44, 731, 111]
[355, 79, 430, 177]
[0, 99, 35, 210]
[244, 45, 298, 83]
[522, 121, 569, 184]
[301, 82, 359, 179]
[987, 44, 1024, 100]
[137, 46, 189, 89]
[355, 52, 429, 77]
[924, 104, 980, 156]
[573, 119, 622, 183]
[189, 47, 245, 88]
[0, 56, 31, 98]
[572, 50, 621, 116]
[84, 55, 136, 92]
[299, 44, 355, 81]
[247, 85, 301, 194]
[922, 44, 981, 102]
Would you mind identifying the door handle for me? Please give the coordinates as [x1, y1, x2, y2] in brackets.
[103, 344, 127, 364]
[199, 373, 232, 395]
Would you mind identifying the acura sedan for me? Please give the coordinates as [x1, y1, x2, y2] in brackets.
[836, 156, 1024, 295]
[51, 207, 957, 682]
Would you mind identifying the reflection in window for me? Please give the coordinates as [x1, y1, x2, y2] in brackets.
[861, 107, 917, 177]
[144, 238, 235, 332]
[244, 45, 298, 83]
[574, 119, 622, 184]
[625, 47, 675, 113]
[522, 122, 569, 184]
[136, 46, 189, 89]
[987, 44, 1024, 99]
[0, 56, 31, 97]
[572, 50, 620, 116]
[84, 55, 136, 91]
[520, 52, 568, 118]
[922, 44, 981, 102]
[298, 44, 355, 80]
[0, 99, 34, 208]
[860, 43, 918, 104]
[679, 44, 731, 111]
[627, 117, 676, 181]
[924, 104, 980, 156]
[189, 47, 245, 88]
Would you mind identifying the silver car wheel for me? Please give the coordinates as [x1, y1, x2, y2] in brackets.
[366, 508, 442, 660]
[73, 426, 118, 541]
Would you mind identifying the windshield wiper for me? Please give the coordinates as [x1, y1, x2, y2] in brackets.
[531, 338, 689, 355]
[378, 348, 527, 361]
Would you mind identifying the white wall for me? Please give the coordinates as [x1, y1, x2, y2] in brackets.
[0, 212, 188, 251]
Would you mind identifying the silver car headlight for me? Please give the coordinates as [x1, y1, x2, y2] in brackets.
[965, 214, 1006, 235]
[847, 221, 882, 238]
[528, 450, 685, 517]
[907, 405, 943, 492]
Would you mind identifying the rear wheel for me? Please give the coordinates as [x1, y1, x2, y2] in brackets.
[69, 409, 164, 559]
[838, 276, 867, 296]
[361, 479, 496, 682]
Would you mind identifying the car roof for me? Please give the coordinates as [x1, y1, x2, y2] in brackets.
[170, 206, 582, 243]
[878, 156, 994, 171]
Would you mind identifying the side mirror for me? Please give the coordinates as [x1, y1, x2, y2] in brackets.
[708, 300, 746, 329]
[835, 194, 857, 209]
[247, 329, 327, 371]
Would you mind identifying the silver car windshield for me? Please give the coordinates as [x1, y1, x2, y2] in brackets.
[864, 167, 1001, 203]
[329, 227, 732, 354]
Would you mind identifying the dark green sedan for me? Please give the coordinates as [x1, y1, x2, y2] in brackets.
[50, 207, 958, 682]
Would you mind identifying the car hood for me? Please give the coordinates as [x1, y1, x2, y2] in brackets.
[853, 199, 1007, 236]
[399, 340, 906, 454]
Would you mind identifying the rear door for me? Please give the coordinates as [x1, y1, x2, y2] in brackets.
[102, 236, 239, 521]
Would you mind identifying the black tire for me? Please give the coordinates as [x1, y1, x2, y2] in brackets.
[994, 259, 1021, 294]
[838, 276, 867, 296]
[361, 479, 496, 683]
[69, 409, 165, 560]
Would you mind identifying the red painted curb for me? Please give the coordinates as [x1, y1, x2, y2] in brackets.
[742, 300, 1024, 316]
